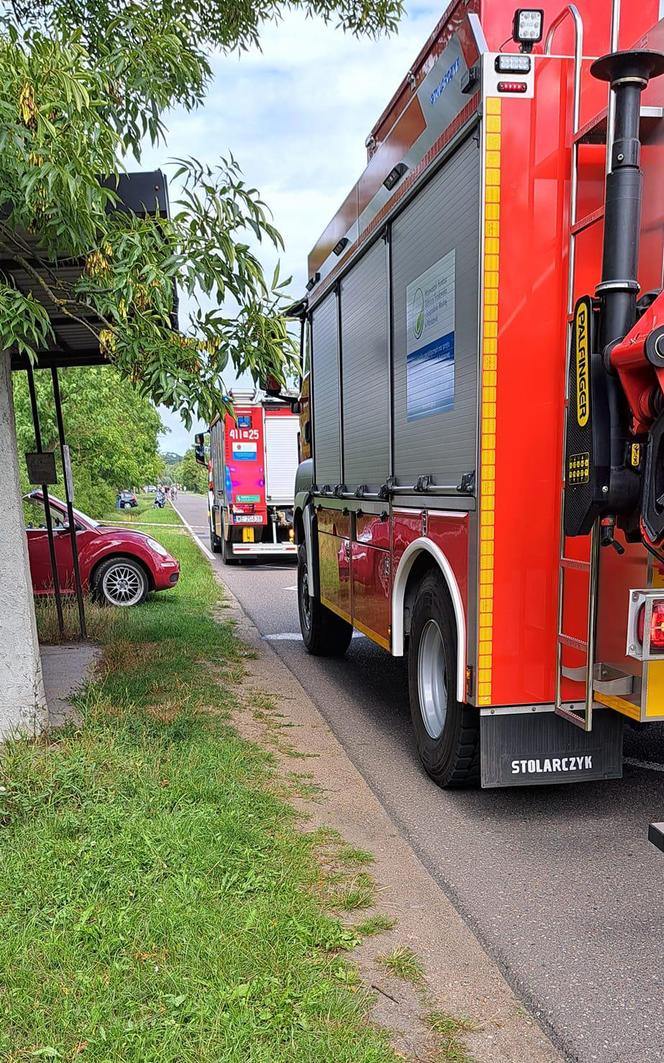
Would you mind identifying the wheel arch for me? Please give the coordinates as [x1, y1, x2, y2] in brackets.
[293, 506, 305, 545]
[391, 537, 466, 703]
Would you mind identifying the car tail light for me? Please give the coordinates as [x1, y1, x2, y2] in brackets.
[637, 600, 664, 649]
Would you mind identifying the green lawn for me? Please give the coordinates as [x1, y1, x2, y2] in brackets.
[2, 519, 400, 1062]
[105, 494, 186, 526]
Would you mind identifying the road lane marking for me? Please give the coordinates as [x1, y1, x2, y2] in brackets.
[170, 500, 214, 561]
[624, 757, 664, 774]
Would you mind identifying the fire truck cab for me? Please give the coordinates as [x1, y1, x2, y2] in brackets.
[293, 0, 664, 795]
[196, 389, 299, 564]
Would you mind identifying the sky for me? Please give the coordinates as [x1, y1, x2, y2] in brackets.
[141, 2, 442, 456]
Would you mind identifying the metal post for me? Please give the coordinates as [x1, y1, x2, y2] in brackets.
[51, 367, 86, 639]
[26, 361, 65, 636]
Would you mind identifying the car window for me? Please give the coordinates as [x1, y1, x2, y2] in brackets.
[24, 498, 68, 531]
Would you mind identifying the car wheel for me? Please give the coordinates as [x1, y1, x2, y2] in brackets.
[297, 545, 352, 656]
[94, 557, 148, 607]
[407, 571, 480, 788]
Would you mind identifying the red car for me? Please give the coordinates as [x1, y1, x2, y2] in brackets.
[24, 491, 180, 607]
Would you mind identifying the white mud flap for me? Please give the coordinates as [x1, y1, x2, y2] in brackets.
[480, 708, 623, 788]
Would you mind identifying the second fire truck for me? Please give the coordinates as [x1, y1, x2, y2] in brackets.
[196, 389, 299, 564]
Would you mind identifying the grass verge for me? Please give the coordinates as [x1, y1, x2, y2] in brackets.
[104, 495, 187, 526]
[2, 517, 400, 1062]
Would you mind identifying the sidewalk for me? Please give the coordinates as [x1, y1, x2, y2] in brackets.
[40, 643, 99, 728]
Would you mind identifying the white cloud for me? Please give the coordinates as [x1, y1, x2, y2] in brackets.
[143, 3, 441, 455]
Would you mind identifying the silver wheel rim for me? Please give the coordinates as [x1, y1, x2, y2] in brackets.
[102, 564, 145, 606]
[417, 619, 448, 739]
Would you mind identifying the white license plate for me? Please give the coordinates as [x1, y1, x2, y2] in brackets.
[234, 514, 262, 524]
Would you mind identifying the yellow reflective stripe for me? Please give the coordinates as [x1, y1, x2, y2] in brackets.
[477, 98, 502, 707]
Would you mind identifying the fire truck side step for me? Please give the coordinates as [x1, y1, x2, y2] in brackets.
[570, 205, 605, 236]
[558, 633, 588, 651]
[560, 557, 590, 571]
[573, 104, 663, 144]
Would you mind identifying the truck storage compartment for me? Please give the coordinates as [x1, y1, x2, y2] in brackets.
[391, 135, 480, 488]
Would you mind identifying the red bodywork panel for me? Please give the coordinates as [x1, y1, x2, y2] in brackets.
[223, 406, 267, 526]
[318, 506, 469, 654]
[25, 494, 179, 596]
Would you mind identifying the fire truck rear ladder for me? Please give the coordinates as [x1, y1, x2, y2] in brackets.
[548, 6, 600, 732]
[551, 2, 658, 730]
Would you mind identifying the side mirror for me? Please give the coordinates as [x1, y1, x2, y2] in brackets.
[194, 443, 206, 467]
[194, 432, 205, 446]
[290, 399, 301, 414]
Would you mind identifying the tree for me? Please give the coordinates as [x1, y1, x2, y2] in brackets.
[12, 366, 165, 516]
[174, 448, 209, 494]
[0, 1, 403, 428]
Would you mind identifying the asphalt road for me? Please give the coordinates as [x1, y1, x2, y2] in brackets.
[175, 492, 664, 1063]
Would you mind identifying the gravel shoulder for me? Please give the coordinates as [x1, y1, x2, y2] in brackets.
[211, 562, 563, 1063]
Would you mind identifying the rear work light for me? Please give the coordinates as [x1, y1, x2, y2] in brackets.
[497, 80, 528, 93]
[637, 600, 664, 650]
[495, 54, 531, 74]
[512, 8, 544, 52]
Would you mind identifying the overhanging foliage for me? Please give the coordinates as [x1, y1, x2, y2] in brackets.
[0, 0, 403, 426]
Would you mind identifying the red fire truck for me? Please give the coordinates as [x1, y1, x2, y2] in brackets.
[195, 390, 299, 563]
[292, 0, 664, 822]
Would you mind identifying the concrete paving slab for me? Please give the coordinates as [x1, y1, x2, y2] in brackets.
[40, 643, 100, 728]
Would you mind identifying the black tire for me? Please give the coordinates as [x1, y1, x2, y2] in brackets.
[209, 512, 221, 554]
[94, 557, 149, 608]
[222, 536, 238, 565]
[297, 544, 352, 656]
[407, 571, 480, 788]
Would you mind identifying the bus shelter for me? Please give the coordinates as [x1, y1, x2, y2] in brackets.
[1, 171, 170, 739]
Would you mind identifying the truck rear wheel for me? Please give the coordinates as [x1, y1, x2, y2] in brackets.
[297, 545, 352, 656]
[209, 512, 221, 554]
[222, 537, 238, 565]
[408, 571, 480, 788]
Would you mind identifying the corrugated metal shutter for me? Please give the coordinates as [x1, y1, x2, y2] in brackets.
[211, 421, 225, 503]
[391, 135, 480, 487]
[264, 416, 299, 503]
[312, 290, 342, 487]
[341, 239, 389, 489]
